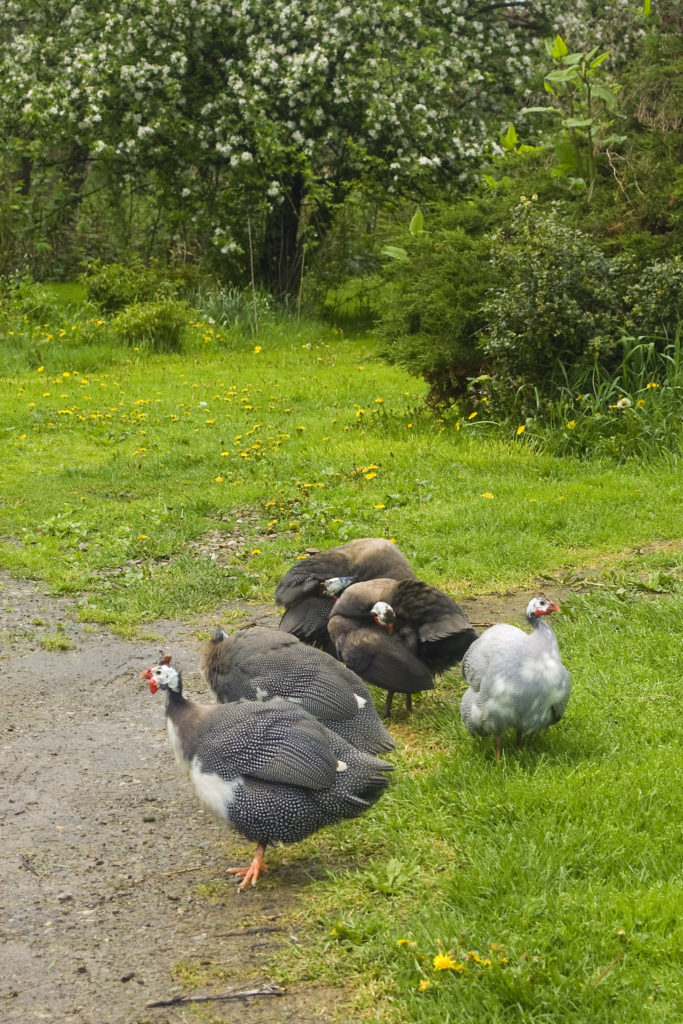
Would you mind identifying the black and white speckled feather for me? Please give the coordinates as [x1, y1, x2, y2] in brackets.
[144, 663, 393, 861]
[327, 577, 478, 712]
[201, 626, 395, 754]
[275, 537, 415, 648]
[460, 596, 571, 742]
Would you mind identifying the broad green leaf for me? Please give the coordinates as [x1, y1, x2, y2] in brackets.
[590, 51, 610, 69]
[380, 244, 409, 262]
[562, 53, 584, 66]
[551, 34, 568, 58]
[482, 173, 499, 187]
[501, 123, 518, 151]
[592, 83, 618, 109]
[408, 208, 424, 236]
[562, 117, 595, 128]
[546, 68, 579, 83]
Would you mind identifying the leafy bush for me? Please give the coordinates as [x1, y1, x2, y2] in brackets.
[111, 298, 190, 352]
[373, 203, 504, 404]
[81, 259, 176, 313]
[481, 200, 629, 401]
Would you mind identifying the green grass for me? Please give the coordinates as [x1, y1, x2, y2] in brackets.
[1, 292, 682, 1021]
[1, 304, 681, 630]
[277, 591, 682, 1023]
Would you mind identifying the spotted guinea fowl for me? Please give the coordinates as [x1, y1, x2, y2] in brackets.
[327, 577, 478, 717]
[142, 656, 393, 889]
[201, 626, 395, 755]
[460, 596, 571, 760]
[275, 537, 415, 651]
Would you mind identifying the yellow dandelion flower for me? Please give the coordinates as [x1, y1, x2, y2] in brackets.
[214, 475, 223, 483]
[28, 402, 35, 408]
[253, 345, 262, 353]
[364, 471, 377, 480]
[637, 399, 645, 408]
[481, 492, 494, 499]
[433, 954, 465, 971]
[418, 979, 431, 991]
[407, 422, 413, 428]
[468, 411, 477, 419]
[567, 420, 577, 429]
[646, 381, 658, 389]
[138, 534, 148, 541]
[396, 938, 411, 946]
[221, 451, 228, 456]
[251, 549, 261, 555]
[516, 425, 525, 435]
[374, 503, 386, 510]
[18, 433, 26, 440]
[375, 397, 384, 404]
[37, 366, 44, 372]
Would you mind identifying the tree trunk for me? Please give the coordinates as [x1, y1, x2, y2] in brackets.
[259, 171, 305, 297]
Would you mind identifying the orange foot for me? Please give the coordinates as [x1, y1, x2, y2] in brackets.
[228, 844, 268, 891]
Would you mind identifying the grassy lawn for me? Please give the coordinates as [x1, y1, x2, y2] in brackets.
[2, 306, 681, 1021]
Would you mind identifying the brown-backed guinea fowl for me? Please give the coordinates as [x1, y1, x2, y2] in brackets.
[275, 537, 415, 651]
[327, 577, 478, 717]
[460, 596, 571, 760]
[201, 626, 395, 754]
[142, 656, 393, 890]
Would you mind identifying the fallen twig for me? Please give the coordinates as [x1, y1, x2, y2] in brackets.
[159, 865, 212, 876]
[592, 948, 624, 985]
[148, 981, 285, 1007]
[213, 926, 285, 937]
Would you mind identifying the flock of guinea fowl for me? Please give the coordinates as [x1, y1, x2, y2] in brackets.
[141, 537, 571, 890]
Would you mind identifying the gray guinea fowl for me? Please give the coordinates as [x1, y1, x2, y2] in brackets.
[275, 537, 415, 651]
[460, 595, 571, 759]
[327, 577, 478, 716]
[142, 656, 393, 889]
[200, 626, 395, 754]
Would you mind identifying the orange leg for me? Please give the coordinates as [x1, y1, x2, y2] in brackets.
[228, 844, 268, 891]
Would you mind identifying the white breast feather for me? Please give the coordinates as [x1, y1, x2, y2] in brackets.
[190, 757, 242, 820]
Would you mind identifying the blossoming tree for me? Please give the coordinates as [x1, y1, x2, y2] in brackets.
[0, 0, 639, 290]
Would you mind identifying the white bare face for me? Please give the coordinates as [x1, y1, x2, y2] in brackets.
[370, 600, 395, 626]
[145, 663, 180, 692]
[525, 596, 559, 619]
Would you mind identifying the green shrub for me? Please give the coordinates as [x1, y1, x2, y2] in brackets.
[81, 259, 176, 313]
[373, 202, 505, 404]
[623, 256, 683, 337]
[481, 201, 629, 404]
[111, 298, 190, 352]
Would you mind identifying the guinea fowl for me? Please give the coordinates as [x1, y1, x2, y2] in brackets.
[275, 537, 415, 651]
[459, 596, 571, 760]
[142, 656, 393, 890]
[327, 577, 478, 717]
[201, 626, 395, 754]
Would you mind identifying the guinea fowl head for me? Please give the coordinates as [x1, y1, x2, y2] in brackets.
[141, 654, 182, 694]
[371, 600, 395, 633]
[525, 596, 560, 623]
[322, 575, 355, 597]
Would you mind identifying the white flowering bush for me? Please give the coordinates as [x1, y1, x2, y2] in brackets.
[0, 0, 643, 288]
